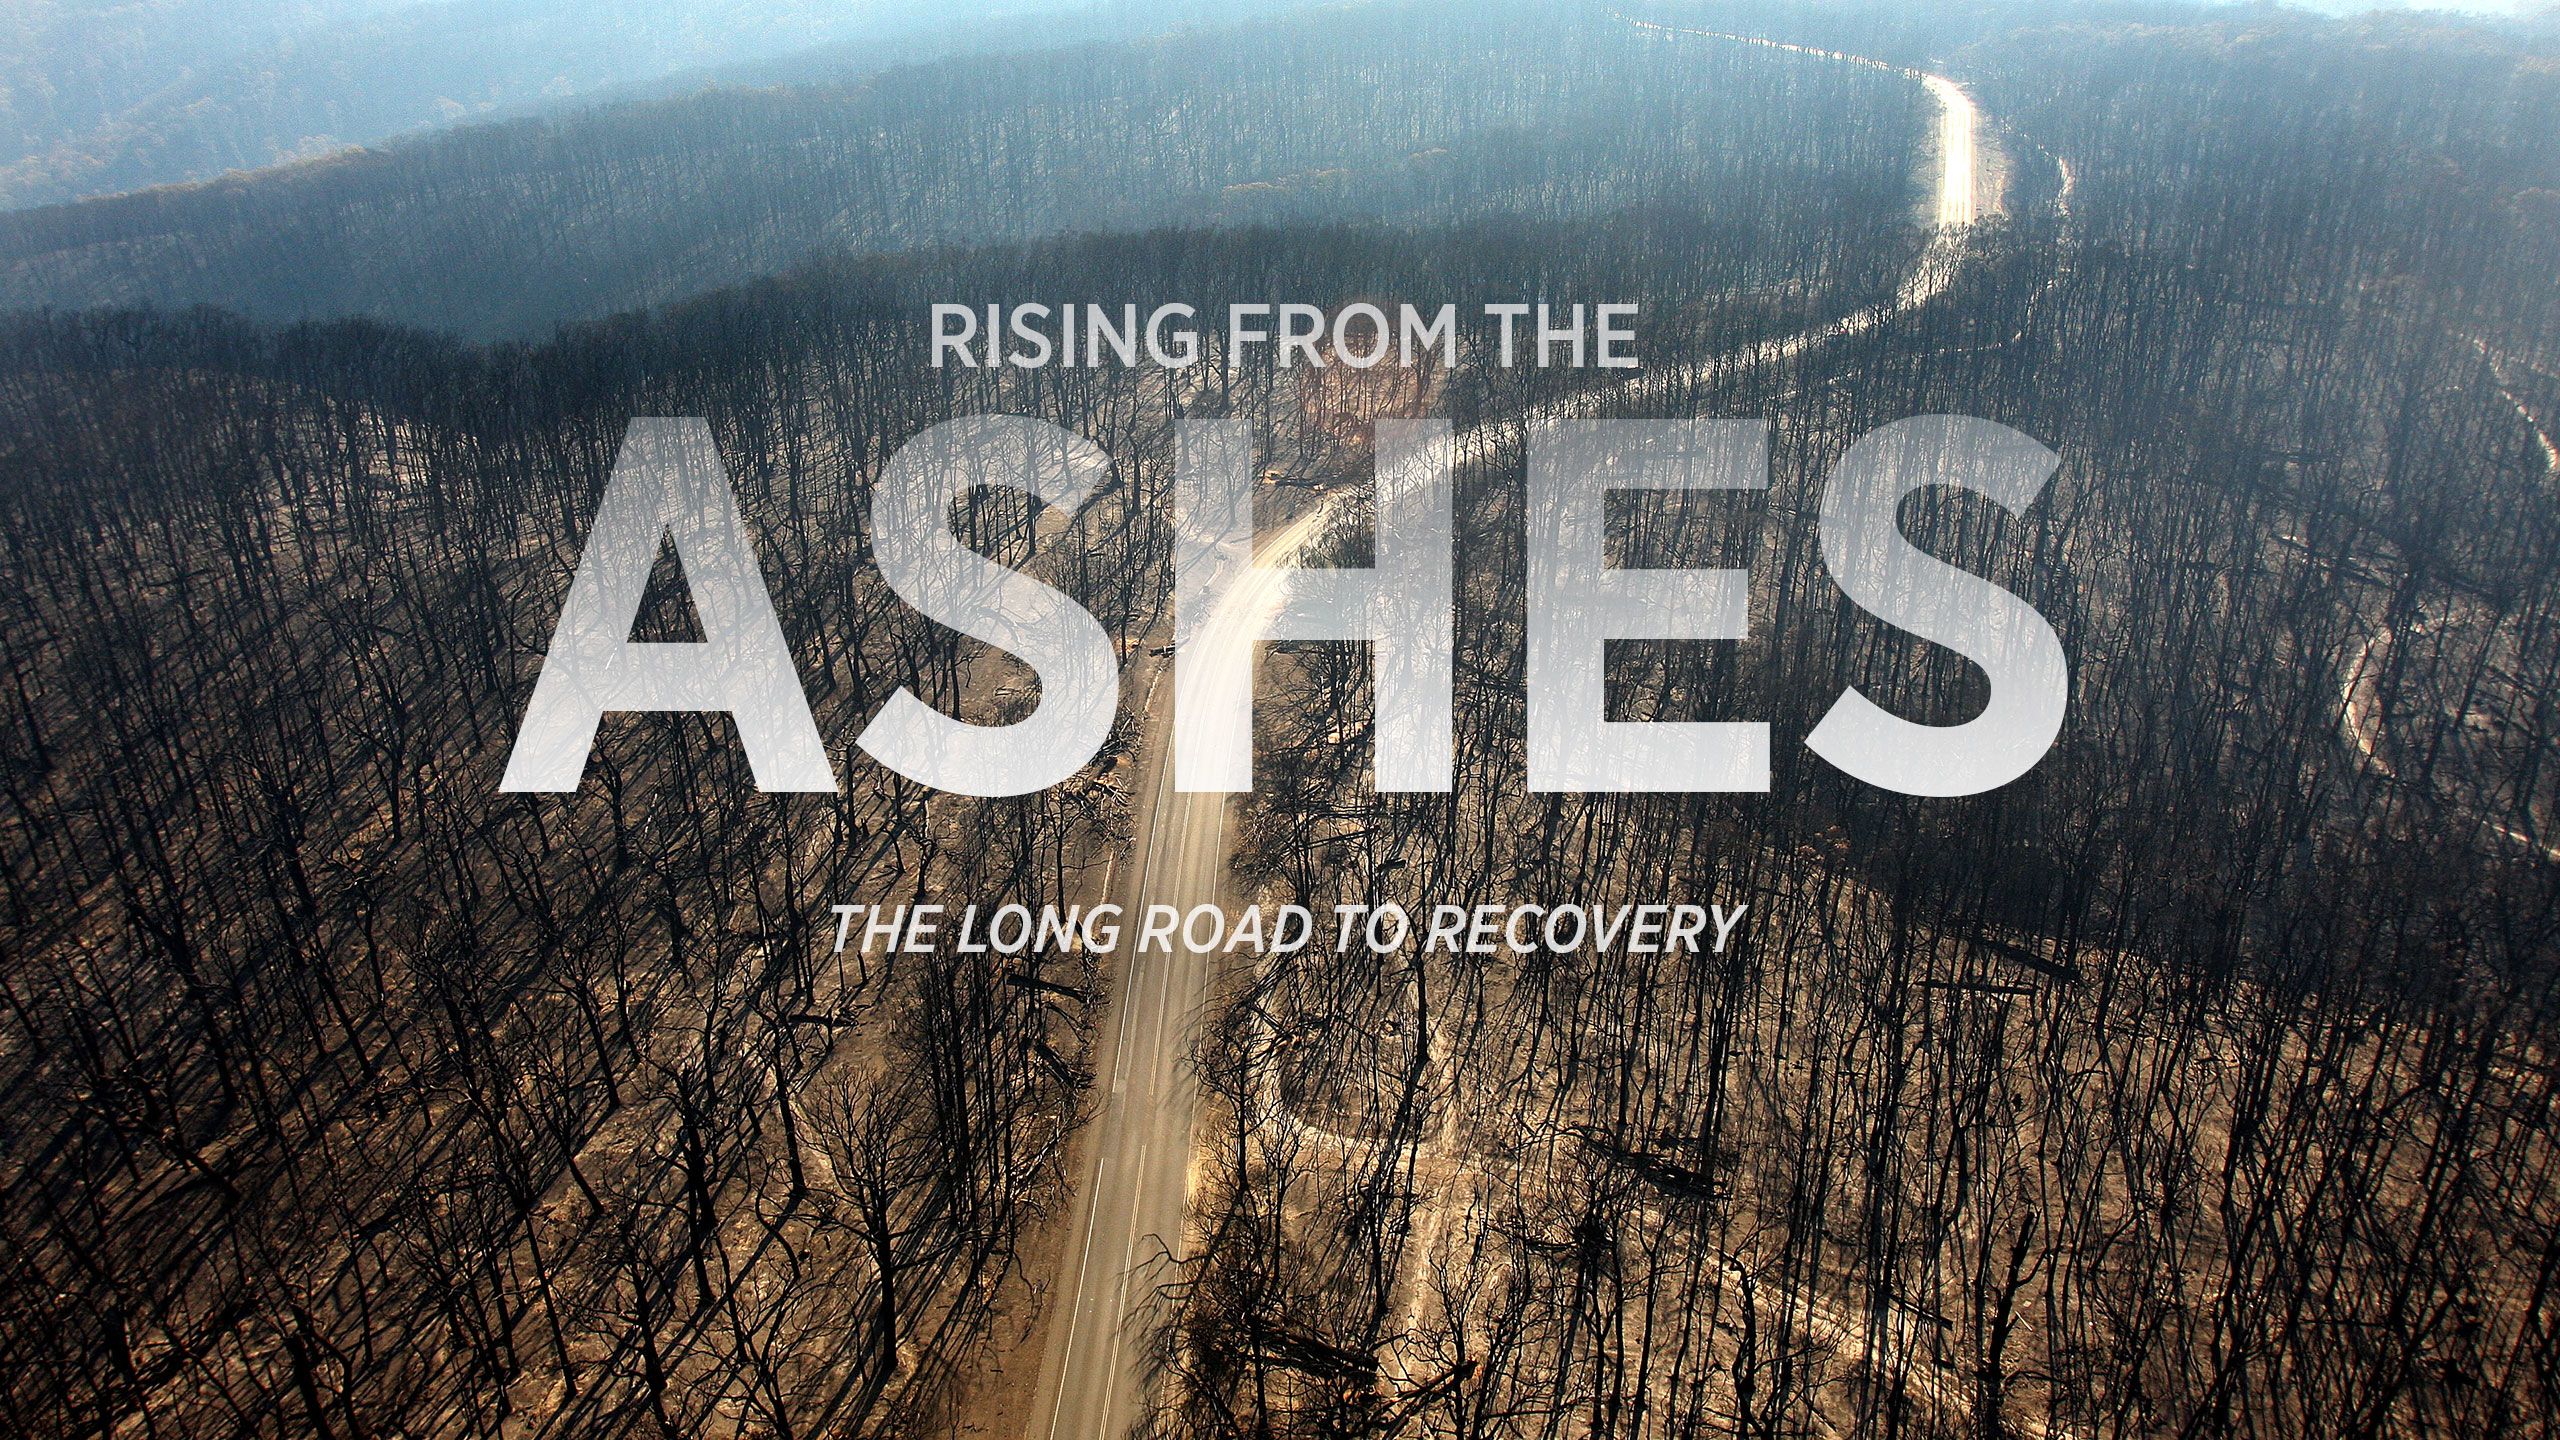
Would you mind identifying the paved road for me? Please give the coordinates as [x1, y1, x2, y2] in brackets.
[1027, 27, 1996, 1440]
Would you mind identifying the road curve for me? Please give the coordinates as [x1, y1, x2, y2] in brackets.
[2336, 342, 2560, 865]
[1027, 27, 1997, 1440]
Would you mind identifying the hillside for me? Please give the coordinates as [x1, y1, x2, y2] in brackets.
[0, 2, 1930, 339]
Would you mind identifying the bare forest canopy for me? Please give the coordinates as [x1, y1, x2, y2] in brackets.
[1, 0, 2559, 1437]
[0, 2, 1933, 339]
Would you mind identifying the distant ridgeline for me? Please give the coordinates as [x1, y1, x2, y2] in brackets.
[0, 0, 1312, 211]
[0, 1, 1928, 340]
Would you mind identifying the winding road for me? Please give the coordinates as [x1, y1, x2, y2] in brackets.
[1027, 24, 2001, 1440]
[2336, 337, 2560, 865]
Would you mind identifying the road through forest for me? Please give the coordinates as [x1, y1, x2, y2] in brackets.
[1027, 23, 1999, 1440]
